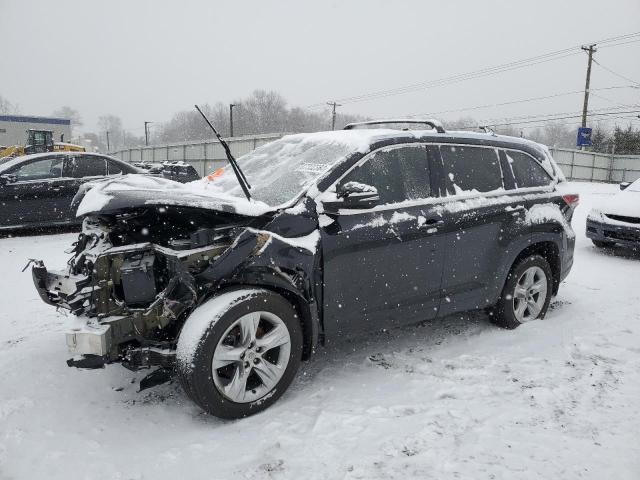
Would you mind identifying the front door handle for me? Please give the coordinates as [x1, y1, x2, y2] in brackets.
[508, 205, 526, 216]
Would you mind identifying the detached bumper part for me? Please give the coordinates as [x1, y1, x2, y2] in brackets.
[67, 355, 108, 369]
[32, 262, 91, 312]
[66, 323, 111, 356]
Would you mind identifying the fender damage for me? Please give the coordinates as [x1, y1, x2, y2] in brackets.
[31, 187, 322, 387]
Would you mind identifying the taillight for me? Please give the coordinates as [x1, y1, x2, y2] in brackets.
[562, 194, 580, 207]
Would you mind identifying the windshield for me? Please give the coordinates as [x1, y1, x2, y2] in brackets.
[206, 133, 362, 206]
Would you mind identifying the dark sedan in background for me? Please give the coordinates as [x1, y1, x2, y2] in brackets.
[133, 160, 201, 183]
[0, 152, 140, 230]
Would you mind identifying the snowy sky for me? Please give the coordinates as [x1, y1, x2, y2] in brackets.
[2, 0, 639, 134]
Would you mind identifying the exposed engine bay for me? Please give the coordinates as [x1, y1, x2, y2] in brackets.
[32, 205, 263, 379]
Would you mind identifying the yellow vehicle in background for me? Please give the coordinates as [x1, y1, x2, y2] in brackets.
[0, 129, 85, 159]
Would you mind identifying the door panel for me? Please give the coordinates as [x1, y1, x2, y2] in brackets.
[320, 144, 446, 336]
[0, 156, 71, 227]
[321, 204, 446, 335]
[438, 197, 529, 316]
[437, 145, 532, 316]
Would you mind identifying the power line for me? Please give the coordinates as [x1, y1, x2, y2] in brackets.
[598, 38, 640, 50]
[477, 109, 640, 128]
[470, 104, 632, 125]
[500, 114, 640, 132]
[589, 91, 640, 110]
[399, 85, 637, 119]
[592, 58, 640, 86]
[304, 31, 640, 109]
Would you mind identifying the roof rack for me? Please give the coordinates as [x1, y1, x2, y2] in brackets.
[343, 118, 446, 134]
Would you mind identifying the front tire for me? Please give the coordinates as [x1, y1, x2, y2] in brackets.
[176, 289, 303, 419]
[492, 255, 553, 329]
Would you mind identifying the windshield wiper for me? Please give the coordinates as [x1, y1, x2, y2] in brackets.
[194, 104, 252, 201]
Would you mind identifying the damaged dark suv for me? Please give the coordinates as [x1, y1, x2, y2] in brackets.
[32, 119, 577, 419]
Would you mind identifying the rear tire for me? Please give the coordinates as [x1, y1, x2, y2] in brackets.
[176, 289, 303, 419]
[492, 255, 553, 329]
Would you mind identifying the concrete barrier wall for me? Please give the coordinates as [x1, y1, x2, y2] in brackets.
[109, 133, 285, 176]
[550, 148, 640, 183]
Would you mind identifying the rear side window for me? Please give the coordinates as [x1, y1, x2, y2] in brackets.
[440, 145, 502, 193]
[504, 150, 552, 188]
[342, 145, 432, 204]
[71, 156, 107, 177]
[107, 160, 123, 175]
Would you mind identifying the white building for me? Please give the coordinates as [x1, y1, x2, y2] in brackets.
[0, 115, 72, 147]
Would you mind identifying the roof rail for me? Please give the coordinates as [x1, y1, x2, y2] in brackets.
[343, 118, 446, 133]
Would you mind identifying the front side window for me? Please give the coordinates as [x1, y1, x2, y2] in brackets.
[11, 157, 63, 181]
[440, 145, 503, 193]
[341, 145, 432, 205]
[504, 150, 552, 188]
[70, 156, 107, 177]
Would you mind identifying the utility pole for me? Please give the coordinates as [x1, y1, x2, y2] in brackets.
[581, 44, 597, 128]
[229, 104, 236, 137]
[327, 101, 342, 130]
[106, 131, 110, 151]
[144, 121, 152, 146]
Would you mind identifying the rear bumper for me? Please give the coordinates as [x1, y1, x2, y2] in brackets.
[586, 218, 640, 247]
[559, 229, 575, 283]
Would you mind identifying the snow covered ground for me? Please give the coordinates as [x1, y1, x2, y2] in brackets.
[1, 182, 639, 480]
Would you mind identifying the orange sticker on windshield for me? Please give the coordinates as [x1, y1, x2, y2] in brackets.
[206, 167, 225, 181]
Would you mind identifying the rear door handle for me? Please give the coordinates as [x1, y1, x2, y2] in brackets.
[509, 205, 526, 216]
[419, 217, 444, 228]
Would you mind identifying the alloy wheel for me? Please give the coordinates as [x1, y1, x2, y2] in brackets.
[512, 266, 548, 323]
[211, 311, 291, 403]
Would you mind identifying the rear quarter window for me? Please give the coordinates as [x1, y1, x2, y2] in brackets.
[504, 150, 552, 188]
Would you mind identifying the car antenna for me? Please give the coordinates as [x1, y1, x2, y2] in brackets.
[194, 104, 252, 200]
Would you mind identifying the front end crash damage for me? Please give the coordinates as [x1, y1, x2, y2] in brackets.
[31, 202, 321, 389]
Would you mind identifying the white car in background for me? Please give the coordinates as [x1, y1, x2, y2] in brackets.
[586, 178, 640, 249]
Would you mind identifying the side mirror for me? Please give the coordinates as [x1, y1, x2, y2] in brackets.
[323, 181, 380, 211]
[620, 182, 630, 191]
[0, 174, 16, 185]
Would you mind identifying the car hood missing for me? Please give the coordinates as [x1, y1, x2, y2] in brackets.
[73, 174, 275, 217]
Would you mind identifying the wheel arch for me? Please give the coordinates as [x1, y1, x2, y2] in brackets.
[209, 277, 319, 361]
[505, 239, 562, 296]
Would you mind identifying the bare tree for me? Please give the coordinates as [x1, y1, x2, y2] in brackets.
[53, 106, 83, 136]
[529, 122, 575, 148]
[0, 95, 19, 115]
[98, 115, 125, 150]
